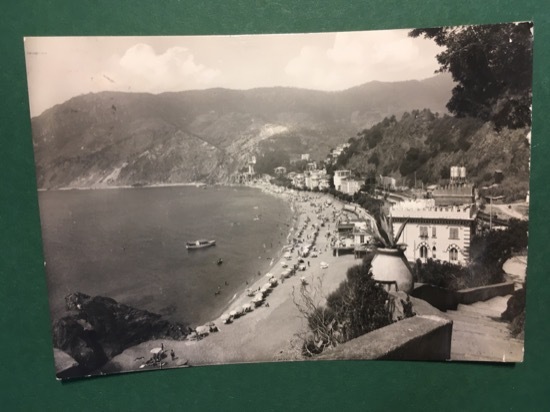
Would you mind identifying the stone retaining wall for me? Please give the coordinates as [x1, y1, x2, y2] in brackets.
[411, 282, 515, 311]
[411, 284, 459, 311]
[456, 282, 515, 305]
[317, 297, 453, 361]
[317, 315, 453, 361]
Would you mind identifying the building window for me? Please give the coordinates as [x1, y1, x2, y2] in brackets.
[432, 246, 437, 259]
[360, 235, 365, 244]
[449, 247, 458, 262]
[449, 228, 459, 240]
[432, 227, 437, 238]
[420, 245, 428, 261]
[419, 226, 428, 238]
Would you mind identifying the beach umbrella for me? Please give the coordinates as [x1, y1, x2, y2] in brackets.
[253, 293, 264, 302]
[242, 303, 252, 312]
[269, 278, 278, 286]
[196, 325, 210, 336]
[221, 313, 231, 323]
[229, 310, 238, 318]
[265, 272, 274, 278]
[150, 347, 163, 355]
[205, 321, 218, 332]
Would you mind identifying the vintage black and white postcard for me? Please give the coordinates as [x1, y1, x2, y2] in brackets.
[24, 22, 531, 379]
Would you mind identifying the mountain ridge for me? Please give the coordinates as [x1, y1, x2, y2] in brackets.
[30, 74, 455, 189]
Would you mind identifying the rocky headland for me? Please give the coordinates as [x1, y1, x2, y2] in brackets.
[52, 292, 188, 376]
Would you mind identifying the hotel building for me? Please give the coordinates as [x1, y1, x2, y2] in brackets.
[391, 199, 477, 265]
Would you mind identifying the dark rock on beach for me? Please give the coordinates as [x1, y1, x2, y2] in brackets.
[52, 292, 188, 376]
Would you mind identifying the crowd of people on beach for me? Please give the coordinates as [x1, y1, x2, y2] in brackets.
[194, 187, 345, 333]
[135, 181, 359, 369]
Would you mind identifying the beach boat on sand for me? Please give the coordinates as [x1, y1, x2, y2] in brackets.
[186, 239, 216, 250]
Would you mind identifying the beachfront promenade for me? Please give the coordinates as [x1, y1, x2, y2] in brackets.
[103, 187, 365, 371]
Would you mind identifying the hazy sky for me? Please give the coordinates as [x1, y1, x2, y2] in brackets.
[24, 29, 444, 117]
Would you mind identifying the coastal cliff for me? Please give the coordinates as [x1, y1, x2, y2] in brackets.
[52, 292, 188, 375]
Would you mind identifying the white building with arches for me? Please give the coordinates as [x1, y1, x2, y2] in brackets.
[390, 199, 477, 265]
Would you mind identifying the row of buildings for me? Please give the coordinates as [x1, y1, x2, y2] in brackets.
[331, 166, 480, 266]
[289, 169, 332, 191]
[275, 166, 364, 194]
[272, 159, 480, 266]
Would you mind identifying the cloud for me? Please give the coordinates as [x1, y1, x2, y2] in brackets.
[109, 43, 220, 92]
[285, 30, 442, 90]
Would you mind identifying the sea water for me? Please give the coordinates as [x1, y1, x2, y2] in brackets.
[38, 186, 293, 327]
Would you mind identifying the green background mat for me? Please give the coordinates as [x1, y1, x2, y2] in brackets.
[1, 1, 548, 410]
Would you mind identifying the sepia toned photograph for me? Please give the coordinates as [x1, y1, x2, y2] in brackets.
[24, 22, 531, 379]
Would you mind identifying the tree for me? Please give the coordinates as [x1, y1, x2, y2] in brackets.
[410, 22, 533, 130]
[362, 170, 377, 194]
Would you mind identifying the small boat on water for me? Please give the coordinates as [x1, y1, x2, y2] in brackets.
[186, 239, 216, 250]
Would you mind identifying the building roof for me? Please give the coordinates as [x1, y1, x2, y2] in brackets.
[391, 200, 477, 220]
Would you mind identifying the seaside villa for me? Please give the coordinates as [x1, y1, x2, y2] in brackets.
[390, 199, 477, 265]
[333, 170, 362, 195]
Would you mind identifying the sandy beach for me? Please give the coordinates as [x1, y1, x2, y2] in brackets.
[102, 184, 366, 372]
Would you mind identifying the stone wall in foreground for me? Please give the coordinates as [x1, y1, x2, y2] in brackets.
[317, 297, 453, 361]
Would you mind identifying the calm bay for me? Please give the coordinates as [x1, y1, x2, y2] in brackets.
[38, 185, 293, 327]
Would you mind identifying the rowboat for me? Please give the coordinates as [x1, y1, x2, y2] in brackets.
[186, 239, 216, 250]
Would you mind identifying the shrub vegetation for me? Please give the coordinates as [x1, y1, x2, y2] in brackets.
[414, 218, 528, 293]
[294, 255, 392, 356]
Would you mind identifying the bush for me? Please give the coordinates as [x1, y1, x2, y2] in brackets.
[326, 258, 392, 342]
[294, 256, 392, 356]
[502, 286, 526, 338]
[470, 219, 528, 270]
[414, 219, 528, 291]
[413, 259, 504, 291]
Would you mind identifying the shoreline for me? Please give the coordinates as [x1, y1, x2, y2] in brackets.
[201, 181, 301, 324]
[39, 181, 215, 192]
[101, 185, 365, 373]
[44, 181, 296, 330]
